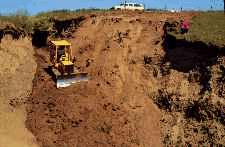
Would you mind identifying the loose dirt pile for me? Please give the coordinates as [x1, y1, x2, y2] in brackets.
[26, 11, 195, 147]
[0, 36, 38, 147]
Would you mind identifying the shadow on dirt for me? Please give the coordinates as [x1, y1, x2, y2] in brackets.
[53, 16, 85, 38]
[44, 66, 57, 82]
[162, 34, 225, 73]
[32, 30, 49, 48]
[31, 16, 86, 47]
[0, 25, 26, 42]
[162, 32, 225, 94]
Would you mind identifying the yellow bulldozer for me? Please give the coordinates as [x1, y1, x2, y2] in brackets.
[49, 40, 88, 88]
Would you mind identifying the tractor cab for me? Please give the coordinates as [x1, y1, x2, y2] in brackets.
[49, 40, 72, 64]
[48, 40, 88, 88]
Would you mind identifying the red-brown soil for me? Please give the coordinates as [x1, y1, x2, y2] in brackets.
[26, 11, 196, 147]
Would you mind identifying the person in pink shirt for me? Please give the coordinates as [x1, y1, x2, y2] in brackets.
[180, 19, 190, 34]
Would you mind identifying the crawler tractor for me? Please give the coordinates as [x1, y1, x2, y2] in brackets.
[49, 40, 88, 88]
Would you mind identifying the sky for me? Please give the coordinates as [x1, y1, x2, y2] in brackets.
[0, 0, 224, 15]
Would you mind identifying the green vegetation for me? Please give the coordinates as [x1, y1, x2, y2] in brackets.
[169, 12, 225, 47]
[0, 9, 110, 33]
[189, 12, 225, 47]
[0, 14, 32, 33]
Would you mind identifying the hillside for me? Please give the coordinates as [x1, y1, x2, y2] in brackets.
[0, 10, 224, 147]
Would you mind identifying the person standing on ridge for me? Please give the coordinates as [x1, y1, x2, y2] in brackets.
[180, 19, 190, 34]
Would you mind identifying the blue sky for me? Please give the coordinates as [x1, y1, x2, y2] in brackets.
[0, 0, 224, 15]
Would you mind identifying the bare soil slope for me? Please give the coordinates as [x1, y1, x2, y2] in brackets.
[26, 11, 194, 147]
[0, 36, 38, 147]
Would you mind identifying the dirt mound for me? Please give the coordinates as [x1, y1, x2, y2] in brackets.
[26, 12, 166, 147]
[26, 11, 224, 147]
[1, 10, 223, 147]
[26, 11, 194, 147]
[0, 36, 38, 147]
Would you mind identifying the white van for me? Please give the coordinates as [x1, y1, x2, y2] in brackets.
[112, 2, 145, 11]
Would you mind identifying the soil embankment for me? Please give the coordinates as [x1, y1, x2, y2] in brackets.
[26, 11, 193, 147]
[154, 21, 225, 145]
[0, 36, 38, 147]
[1, 10, 224, 147]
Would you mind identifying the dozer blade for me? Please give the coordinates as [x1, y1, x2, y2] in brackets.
[56, 73, 88, 88]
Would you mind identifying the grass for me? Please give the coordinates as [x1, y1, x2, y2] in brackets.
[169, 11, 225, 47]
[189, 12, 225, 47]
